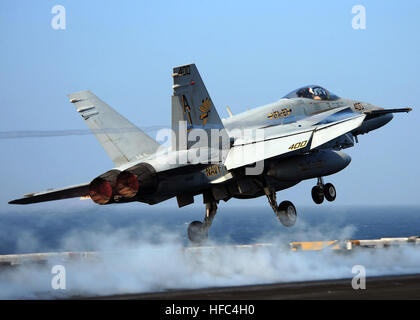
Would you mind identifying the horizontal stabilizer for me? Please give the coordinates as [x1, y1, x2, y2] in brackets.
[68, 91, 160, 166]
[9, 183, 90, 205]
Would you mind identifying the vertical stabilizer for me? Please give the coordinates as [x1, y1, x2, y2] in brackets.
[171, 64, 230, 152]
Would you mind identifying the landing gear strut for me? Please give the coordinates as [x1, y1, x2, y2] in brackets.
[187, 201, 218, 245]
[311, 177, 336, 204]
[264, 187, 297, 227]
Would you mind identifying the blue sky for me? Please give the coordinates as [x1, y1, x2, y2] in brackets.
[0, 0, 419, 212]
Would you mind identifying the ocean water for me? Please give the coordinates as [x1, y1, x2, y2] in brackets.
[0, 205, 419, 255]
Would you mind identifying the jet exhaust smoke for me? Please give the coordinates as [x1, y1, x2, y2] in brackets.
[1, 216, 420, 299]
[0, 126, 166, 140]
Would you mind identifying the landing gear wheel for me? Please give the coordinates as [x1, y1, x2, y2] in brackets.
[324, 183, 336, 202]
[263, 184, 298, 227]
[187, 221, 208, 244]
[187, 199, 218, 245]
[311, 186, 324, 204]
[277, 201, 297, 227]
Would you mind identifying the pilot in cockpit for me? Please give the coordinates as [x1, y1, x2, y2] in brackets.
[297, 86, 328, 100]
[284, 86, 339, 101]
[297, 87, 314, 99]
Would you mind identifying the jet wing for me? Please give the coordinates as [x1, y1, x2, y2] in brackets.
[224, 110, 365, 170]
[8, 183, 90, 205]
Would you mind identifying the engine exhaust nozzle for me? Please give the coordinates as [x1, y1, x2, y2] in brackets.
[89, 178, 113, 205]
[116, 171, 139, 198]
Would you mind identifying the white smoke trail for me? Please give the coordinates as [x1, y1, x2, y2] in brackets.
[1, 220, 420, 299]
[0, 126, 167, 139]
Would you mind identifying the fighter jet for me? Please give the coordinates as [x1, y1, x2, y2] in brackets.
[9, 64, 412, 243]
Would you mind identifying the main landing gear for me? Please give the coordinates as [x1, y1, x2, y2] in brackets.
[311, 177, 336, 204]
[264, 187, 297, 227]
[187, 201, 218, 245]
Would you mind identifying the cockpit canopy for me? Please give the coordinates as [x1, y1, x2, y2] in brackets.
[283, 85, 340, 101]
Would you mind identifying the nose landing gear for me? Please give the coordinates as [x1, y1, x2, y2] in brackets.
[311, 177, 336, 204]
